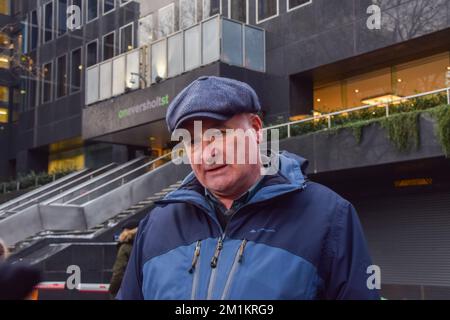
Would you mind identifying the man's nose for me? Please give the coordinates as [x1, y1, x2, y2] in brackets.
[203, 145, 217, 165]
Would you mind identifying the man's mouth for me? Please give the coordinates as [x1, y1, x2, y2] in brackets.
[205, 164, 228, 173]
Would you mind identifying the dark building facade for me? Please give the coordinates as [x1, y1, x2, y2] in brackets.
[1, 0, 450, 299]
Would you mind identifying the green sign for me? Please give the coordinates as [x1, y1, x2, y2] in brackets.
[118, 95, 169, 119]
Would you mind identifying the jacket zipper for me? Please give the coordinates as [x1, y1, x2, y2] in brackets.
[220, 239, 247, 300]
[189, 240, 201, 300]
[206, 236, 223, 299]
[159, 181, 307, 300]
[206, 206, 244, 300]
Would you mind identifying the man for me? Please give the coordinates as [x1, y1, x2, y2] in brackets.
[118, 76, 380, 300]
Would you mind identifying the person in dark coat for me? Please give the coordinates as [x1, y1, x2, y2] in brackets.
[0, 263, 41, 300]
[109, 220, 139, 298]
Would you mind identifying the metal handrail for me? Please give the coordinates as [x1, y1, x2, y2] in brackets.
[0, 164, 116, 217]
[264, 87, 450, 137]
[42, 157, 147, 205]
[0, 169, 88, 212]
[67, 153, 173, 205]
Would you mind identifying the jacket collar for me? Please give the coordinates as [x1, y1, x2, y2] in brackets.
[156, 151, 308, 216]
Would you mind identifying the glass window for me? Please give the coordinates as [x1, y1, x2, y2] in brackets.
[21, 19, 28, 54]
[71, 48, 82, 92]
[126, 49, 139, 90]
[56, 55, 68, 98]
[222, 19, 242, 66]
[0, 85, 8, 122]
[203, 0, 220, 19]
[30, 10, 38, 50]
[229, 0, 246, 23]
[0, 0, 10, 15]
[396, 53, 450, 96]
[0, 55, 9, 69]
[120, 23, 134, 54]
[42, 62, 53, 103]
[104, 0, 115, 14]
[202, 16, 219, 64]
[138, 14, 154, 46]
[87, 0, 98, 22]
[44, 1, 54, 43]
[0, 86, 8, 103]
[257, 0, 278, 23]
[99, 61, 112, 100]
[244, 25, 264, 72]
[158, 3, 174, 39]
[180, 0, 197, 30]
[86, 65, 99, 104]
[112, 55, 125, 96]
[184, 25, 201, 71]
[103, 31, 115, 60]
[167, 32, 183, 78]
[287, 0, 311, 11]
[57, 0, 68, 36]
[151, 40, 167, 83]
[314, 82, 343, 113]
[0, 108, 8, 123]
[346, 69, 392, 108]
[86, 40, 98, 67]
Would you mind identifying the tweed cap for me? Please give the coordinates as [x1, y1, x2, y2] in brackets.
[166, 76, 261, 132]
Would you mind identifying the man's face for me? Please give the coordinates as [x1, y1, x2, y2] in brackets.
[181, 113, 263, 198]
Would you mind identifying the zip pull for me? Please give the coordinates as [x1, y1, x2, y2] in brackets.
[188, 241, 201, 274]
[238, 239, 247, 263]
[210, 237, 223, 268]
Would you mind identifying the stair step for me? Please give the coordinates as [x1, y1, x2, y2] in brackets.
[130, 205, 145, 209]
[146, 196, 163, 200]
[139, 200, 154, 205]
[153, 192, 167, 196]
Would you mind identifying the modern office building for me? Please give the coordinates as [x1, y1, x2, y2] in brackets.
[1, 0, 450, 299]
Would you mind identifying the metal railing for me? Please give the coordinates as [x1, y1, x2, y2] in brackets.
[0, 170, 88, 212]
[68, 153, 173, 205]
[264, 87, 450, 138]
[0, 164, 116, 218]
[43, 157, 148, 205]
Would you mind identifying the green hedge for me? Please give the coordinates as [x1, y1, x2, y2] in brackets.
[0, 169, 75, 194]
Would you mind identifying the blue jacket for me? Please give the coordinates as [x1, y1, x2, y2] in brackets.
[117, 152, 380, 300]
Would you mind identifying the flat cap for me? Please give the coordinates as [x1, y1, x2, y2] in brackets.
[166, 76, 261, 132]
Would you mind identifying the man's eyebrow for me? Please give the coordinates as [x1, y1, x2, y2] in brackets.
[205, 121, 231, 130]
[215, 122, 234, 129]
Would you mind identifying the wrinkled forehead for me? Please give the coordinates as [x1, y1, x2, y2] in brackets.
[179, 117, 226, 133]
[179, 113, 254, 134]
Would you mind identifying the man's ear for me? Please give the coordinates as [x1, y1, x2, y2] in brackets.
[249, 114, 263, 144]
